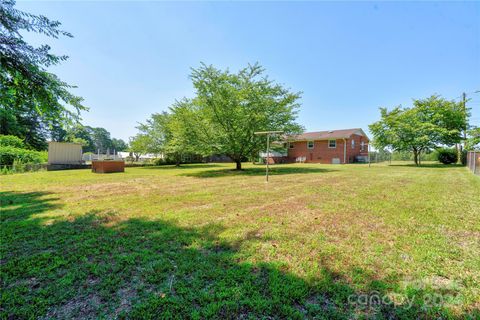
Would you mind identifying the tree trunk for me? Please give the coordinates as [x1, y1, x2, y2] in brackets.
[175, 154, 181, 167]
[413, 149, 419, 166]
[235, 160, 242, 170]
[455, 144, 460, 164]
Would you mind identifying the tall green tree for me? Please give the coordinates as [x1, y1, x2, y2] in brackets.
[183, 63, 303, 170]
[0, 0, 87, 149]
[167, 99, 206, 165]
[89, 127, 113, 153]
[466, 127, 480, 150]
[62, 125, 124, 153]
[369, 95, 468, 165]
[64, 125, 95, 152]
[111, 138, 128, 152]
[136, 111, 172, 154]
[135, 104, 202, 166]
[50, 121, 68, 143]
[1, 106, 50, 150]
[128, 134, 151, 161]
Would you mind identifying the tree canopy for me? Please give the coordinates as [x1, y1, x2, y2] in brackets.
[133, 105, 198, 165]
[62, 125, 127, 153]
[0, 0, 87, 150]
[369, 95, 468, 165]
[135, 111, 172, 155]
[111, 138, 128, 152]
[186, 63, 303, 169]
[128, 134, 151, 161]
[466, 127, 480, 151]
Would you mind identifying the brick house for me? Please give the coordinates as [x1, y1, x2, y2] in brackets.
[286, 128, 369, 164]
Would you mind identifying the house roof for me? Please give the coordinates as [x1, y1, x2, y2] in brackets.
[288, 128, 369, 141]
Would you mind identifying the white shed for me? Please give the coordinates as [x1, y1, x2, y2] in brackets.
[48, 142, 83, 165]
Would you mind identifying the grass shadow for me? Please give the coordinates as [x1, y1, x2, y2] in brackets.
[1, 191, 473, 318]
[136, 164, 224, 170]
[389, 163, 465, 169]
[180, 166, 338, 178]
[0, 191, 61, 222]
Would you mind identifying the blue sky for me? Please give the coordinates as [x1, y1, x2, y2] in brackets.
[18, 1, 480, 142]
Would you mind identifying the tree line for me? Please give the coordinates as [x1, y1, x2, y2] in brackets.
[56, 125, 128, 153]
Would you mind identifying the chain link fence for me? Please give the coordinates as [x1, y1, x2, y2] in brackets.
[367, 151, 437, 165]
[466, 151, 479, 175]
[1, 163, 47, 174]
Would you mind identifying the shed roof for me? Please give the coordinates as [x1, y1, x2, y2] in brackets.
[288, 128, 369, 141]
[48, 141, 84, 146]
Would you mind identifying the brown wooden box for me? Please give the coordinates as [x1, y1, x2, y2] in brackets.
[92, 160, 125, 173]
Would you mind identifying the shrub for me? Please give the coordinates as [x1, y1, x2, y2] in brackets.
[0, 135, 25, 148]
[38, 151, 48, 163]
[1, 165, 11, 175]
[0, 146, 45, 165]
[437, 148, 457, 164]
[153, 158, 164, 165]
[391, 151, 413, 161]
[422, 150, 438, 161]
[12, 159, 26, 173]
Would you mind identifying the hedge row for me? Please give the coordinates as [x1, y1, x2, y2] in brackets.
[0, 135, 25, 148]
[0, 146, 47, 166]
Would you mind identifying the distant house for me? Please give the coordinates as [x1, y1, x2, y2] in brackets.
[286, 128, 369, 164]
[258, 150, 288, 164]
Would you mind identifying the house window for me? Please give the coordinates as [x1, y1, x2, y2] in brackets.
[307, 141, 314, 149]
[289, 142, 294, 149]
[351, 139, 355, 149]
[328, 139, 336, 148]
[361, 141, 365, 151]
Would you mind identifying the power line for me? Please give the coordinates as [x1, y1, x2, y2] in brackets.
[454, 90, 480, 101]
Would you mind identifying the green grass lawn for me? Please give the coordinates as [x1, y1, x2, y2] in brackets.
[1, 162, 479, 319]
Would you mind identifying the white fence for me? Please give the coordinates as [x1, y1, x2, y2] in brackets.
[82, 153, 123, 162]
[466, 151, 479, 176]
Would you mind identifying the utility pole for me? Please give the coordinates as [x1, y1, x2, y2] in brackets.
[266, 134, 270, 181]
[455, 92, 468, 163]
[254, 131, 283, 182]
[463, 92, 467, 150]
[368, 143, 371, 168]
